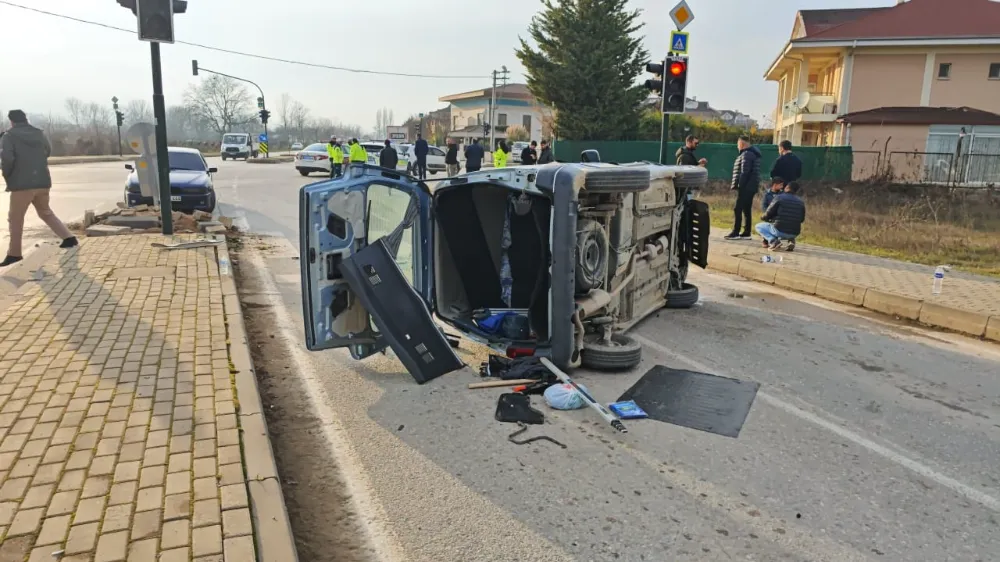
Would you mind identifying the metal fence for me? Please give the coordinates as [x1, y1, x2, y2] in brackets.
[553, 141, 854, 182]
[886, 151, 1000, 187]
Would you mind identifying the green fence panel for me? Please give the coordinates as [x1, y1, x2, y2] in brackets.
[554, 141, 853, 182]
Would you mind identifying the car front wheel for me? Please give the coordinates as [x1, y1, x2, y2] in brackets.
[665, 283, 699, 309]
[580, 333, 642, 371]
[299, 170, 310, 177]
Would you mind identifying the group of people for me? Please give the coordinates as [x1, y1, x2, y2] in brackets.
[325, 137, 369, 178]
[677, 135, 806, 251]
[1, 110, 77, 268]
[443, 138, 554, 176]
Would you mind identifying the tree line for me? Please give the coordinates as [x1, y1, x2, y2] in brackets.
[1, 76, 366, 157]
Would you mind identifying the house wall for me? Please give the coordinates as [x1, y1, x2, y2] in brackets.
[448, 99, 544, 141]
[930, 53, 1000, 112]
[849, 123, 929, 181]
[848, 54, 925, 112]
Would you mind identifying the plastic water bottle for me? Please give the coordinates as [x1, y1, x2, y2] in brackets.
[219, 256, 231, 276]
[932, 266, 945, 295]
[761, 255, 783, 264]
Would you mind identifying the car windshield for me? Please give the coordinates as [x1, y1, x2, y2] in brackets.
[223, 135, 246, 144]
[305, 143, 327, 152]
[168, 151, 206, 171]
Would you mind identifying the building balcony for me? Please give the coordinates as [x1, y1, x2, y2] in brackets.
[780, 93, 839, 125]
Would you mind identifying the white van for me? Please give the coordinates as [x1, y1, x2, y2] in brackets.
[221, 133, 251, 161]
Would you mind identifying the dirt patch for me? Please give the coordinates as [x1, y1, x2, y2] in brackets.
[231, 245, 376, 562]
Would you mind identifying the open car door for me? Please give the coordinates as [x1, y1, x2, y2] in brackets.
[299, 167, 463, 383]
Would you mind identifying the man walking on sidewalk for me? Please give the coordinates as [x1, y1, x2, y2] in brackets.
[1, 110, 77, 267]
[445, 139, 460, 176]
[726, 135, 762, 240]
[414, 134, 429, 180]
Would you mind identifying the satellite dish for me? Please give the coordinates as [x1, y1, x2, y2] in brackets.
[796, 92, 812, 113]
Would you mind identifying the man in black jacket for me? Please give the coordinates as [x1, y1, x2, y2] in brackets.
[675, 135, 707, 167]
[520, 141, 537, 165]
[770, 140, 802, 188]
[464, 138, 485, 172]
[379, 139, 398, 170]
[537, 140, 554, 164]
[726, 136, 762, 240]
[445, 140, 460, 176]
[414, 134, 429, 180]
[756, 182, 806, 251]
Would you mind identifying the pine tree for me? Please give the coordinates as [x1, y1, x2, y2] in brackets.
[516, 0, 649, 141]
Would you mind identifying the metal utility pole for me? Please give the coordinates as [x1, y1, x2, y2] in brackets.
[150, 42, 172, 233]
[488, 66, 510, 151]
[192, 61, 269, 158]
[112, 97, 124, 158]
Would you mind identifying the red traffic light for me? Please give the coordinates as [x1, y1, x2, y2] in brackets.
[669, 61, 686, 76]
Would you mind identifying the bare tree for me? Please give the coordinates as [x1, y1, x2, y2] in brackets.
[183, 75, 254, 136]
[278, 93, 292, 133]
[290, 100, 310, 140]
[124, 99, 153, 125]
[64, 98, 86, 129]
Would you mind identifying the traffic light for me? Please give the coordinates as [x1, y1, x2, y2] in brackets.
[259, 110, 270, 124]
[256, 97, 264, 110]
[116, 111, 125, 127]
[483, 123, 490, 137]
[191, 59, 198, 76]
[117, 0, 186, 14]
[415, 122, 422, 136]
[135, 0, 180, 43]
[644, 60, 664, 98]
[663, 56, 689, 115]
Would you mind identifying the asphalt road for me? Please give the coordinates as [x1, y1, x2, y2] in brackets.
[33, 159, 1000, 561]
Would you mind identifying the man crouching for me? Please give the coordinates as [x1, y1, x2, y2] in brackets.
[755, 181, 805, 251]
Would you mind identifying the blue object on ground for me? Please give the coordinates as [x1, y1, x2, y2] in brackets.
[544, 383, 589, 410]
[609, 400, 648, 419]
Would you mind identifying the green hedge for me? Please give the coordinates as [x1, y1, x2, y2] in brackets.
[553, 141, 853, 181]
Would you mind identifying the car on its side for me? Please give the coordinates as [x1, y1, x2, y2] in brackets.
[298, 152, 710, 383]
[124, 147, 217, 213]
[295, 143, 333, 176]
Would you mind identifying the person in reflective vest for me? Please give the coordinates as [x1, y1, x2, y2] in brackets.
[493, 140, 509, 169]
[349, 138, 367, 164]
[327, 138, 343, 178]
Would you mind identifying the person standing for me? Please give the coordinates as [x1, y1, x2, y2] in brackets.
[445, 139, 460, 177]
[675, 135, 707, 167]
[1, 110, 77, 268]
[493, 140, 509, 169]
[770, 140, 802, 187]
[349, 138, 367, 165]
[537, 139, 554, 164]
[520, 141, 537, 165]
[464, 138, 484, 172]
[726, 136, 762, 240]
[327, 137, 343, 178]
[379, 139, 398, 170]
[414, 134, 429, 180]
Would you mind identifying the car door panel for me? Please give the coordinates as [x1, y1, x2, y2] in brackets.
[339, 239, 463, 384]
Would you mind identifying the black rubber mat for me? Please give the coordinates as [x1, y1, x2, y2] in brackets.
[616, 365, 759, 438]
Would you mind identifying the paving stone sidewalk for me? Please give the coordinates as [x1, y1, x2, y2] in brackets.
[0, 235, 258, 561]
[710, 234, 1000, 317]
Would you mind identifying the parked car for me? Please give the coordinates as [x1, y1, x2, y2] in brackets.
[295, 143, 332, 176]
[398, 144, 447, 175]
[298, 154, 710, 383]
[291, 142, 304, 151]
[510, 141, 530, 163]
[124, 147, 217, 213]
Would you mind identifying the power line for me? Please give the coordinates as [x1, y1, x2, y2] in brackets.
[0, 0, 488, 80]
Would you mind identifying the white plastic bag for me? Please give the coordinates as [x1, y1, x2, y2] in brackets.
[544, 383, 588, 410]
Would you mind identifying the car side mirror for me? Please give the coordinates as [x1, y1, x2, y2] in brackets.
[124, 164, 134, 171]
[208, 167, 218, 173]
[580, 149, 601, 163]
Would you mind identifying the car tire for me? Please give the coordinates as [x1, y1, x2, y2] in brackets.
[670, 166, 709, 191]
[581, 333, 642, 371]
[575, 219, 608, 292]
[665, 283, 699, 309]
[299, 170, 310, 177]
[221, 155, 227, 161]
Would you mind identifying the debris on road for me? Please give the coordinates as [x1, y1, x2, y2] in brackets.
[76, 203, 239, 236]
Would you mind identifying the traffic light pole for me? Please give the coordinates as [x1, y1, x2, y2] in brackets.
[150, 42, 173, 235]
[196, 66, 268, 158]
[660, 114, 670, 165]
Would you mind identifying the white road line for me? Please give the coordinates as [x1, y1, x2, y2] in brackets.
[633, 333, 1000, 513]
[242, 246, 405, 561]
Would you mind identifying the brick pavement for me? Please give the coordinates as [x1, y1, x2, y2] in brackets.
[711, 234, 1000, 317]
[0, 235, 256, 561]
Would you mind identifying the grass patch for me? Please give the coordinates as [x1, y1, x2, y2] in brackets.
[701, 181, 1000, 277]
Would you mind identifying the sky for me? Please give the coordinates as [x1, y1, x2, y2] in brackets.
[0, 0, 900, 132]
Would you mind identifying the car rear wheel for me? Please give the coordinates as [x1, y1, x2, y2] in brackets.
[581, 333, 642, 371]
[299, 170, 310, 177]
[665, 283, 699, 309]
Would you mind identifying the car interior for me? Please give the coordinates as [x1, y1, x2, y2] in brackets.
[432, 184, 552, 342]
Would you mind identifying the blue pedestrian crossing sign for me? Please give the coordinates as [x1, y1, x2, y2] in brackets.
[258, 133, 267, 143]
[670, 31, 689, 54]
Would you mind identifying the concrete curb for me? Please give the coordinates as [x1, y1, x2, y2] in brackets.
[708, 249, 1000, 343]
[246, 157, 294, 164]
[216, 239, 300, 562]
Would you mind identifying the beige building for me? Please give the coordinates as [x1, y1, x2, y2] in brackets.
[765, 0, 1000, 183]
[439, 84, 549, 147]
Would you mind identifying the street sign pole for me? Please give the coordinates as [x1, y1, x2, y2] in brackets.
[150, 42, 173, 235]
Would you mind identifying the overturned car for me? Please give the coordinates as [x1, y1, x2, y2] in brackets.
[299, 156, 710, 383]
